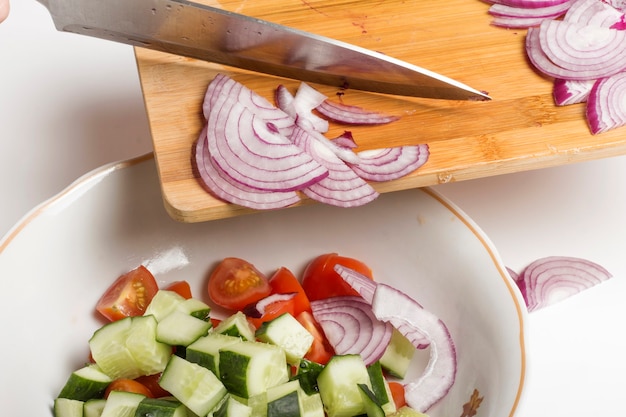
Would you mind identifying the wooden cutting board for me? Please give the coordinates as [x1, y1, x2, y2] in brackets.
[135, 0, 626, 223]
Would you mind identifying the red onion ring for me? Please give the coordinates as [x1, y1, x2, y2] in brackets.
[310, 296, 393, 366]
[564, 0, 626, 27]
[316, 100, 400, 125]
[553, 78, 594, 105]
[350, 145, 430, 182]
[514, 256, 612, 312]
[487, 0, 571, 6]
[587, 72, 626, 134]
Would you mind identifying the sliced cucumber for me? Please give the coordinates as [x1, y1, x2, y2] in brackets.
[57, 364, 112, 401]
[54, 398, 84, 417]
[218, 339, 289, 398]
[158, 355, 227, 417]
[83, 399, 106, 417]
[134, 397, 188, 417]
[391, 406, 429, 417]
[265, 380, 325, 417]
[100, 391, 145, 417]
[268, 390, 300, 417]
[317, 354, 371, 417]
[213, 311, 256, 341]
[247, 392, 268, 417]
[367, 361, 396, 415]
[357, 384, 385, 417]
[186, 333, 242, 376]
[144, 290, 187, 321]
[178, 298, 212, 321]
[300, 391, 324, 417]
[291, 359, 324, 395]
[211, 395, 252, 417]
[256, 313, 314, 364]
[379, 328, 416, 379]
[156, 310, 212, 346]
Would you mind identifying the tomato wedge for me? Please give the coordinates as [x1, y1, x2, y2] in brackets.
[388, 381, 407, 409]
[207, 258, 272, 311]
[268, 267, 311, 315]
[164, 280, 193, 299]
[134, 374, 170, 398]
[296, 311, 334, 365]
[104, 378, 154, 398]
[96, 265, 159, 322]
[301, 253, 374, 301]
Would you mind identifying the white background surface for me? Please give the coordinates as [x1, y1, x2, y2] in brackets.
[2, 1, 625, 415]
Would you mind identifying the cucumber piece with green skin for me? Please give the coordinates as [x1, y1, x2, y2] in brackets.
[367, 361, 396, 415]
[247, 392, 268, 417]
[186, 333, 242, 376]
[291, 359, 324, 395]
[156, 310, 212, 346]
[218, 339, 289, 398]
[54, 398, 84, 417]
[83, 399, 106, 417]
[317, 354, 371, 417]
[144, 290, 187, 321]
[178, 298, 212, 321]
[255, 313, 314, 364]
[379, 328, 415, 379]
[100, 391, 145, 417]
[213, 311, 256, 341]
[268, 390, 300, 417]
[212, 395, 252, 417]
[134, 397, 188, 417]
[159, 355, 228, 417]
[89, 315, 171, 379]
[57, 364, 112, 401]
[357, 384, 385, 417]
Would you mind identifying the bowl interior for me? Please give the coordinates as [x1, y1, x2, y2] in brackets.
[0, 155, 526, 417]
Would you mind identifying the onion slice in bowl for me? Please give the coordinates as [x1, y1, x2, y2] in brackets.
[310, 296, 393, 366]
[371, 283, 457, 413]
[514, 256, 612, 312]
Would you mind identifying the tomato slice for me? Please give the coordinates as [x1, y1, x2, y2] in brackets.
[163, 280, 193, 299]
[300, 253, 374, 301]
[388, 381, 407, 409]
[268, 267, 311, 315]
[247, 297, 296, 329]
[104, 378, 154, 398]
[207, 258, 272, 311]
[134, 374, 170, 398]
[96, 265, 159, 322]
[296, 311, 334, 365]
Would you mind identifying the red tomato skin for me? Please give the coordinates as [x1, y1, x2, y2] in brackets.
[134, 374, 170, 398]
[296, 311, 334, 365]
[104, 378, 154, 398]
[388, 381, 407, 409]
[268, 267, 311, 315]
[247, 299, 296, 329]
[207, 258, 272, 311]
[96, 266, 159, 322]
[300, 253, 374, 301]
[163, 280, 193, 299]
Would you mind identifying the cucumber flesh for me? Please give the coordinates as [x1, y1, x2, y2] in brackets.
[213, 311, 256, 341]
[211, 396, 252, 417]
[317, 354, 371, 417]
[83, 399, 106, 417]
[357, 384, 385, 417]
[156, 310, 212, 346]
[144, 290, 186, 321]
[186, 333, 242, 376]
[379, 329, 416, 379]
[391, 406, 430, 417]
[255, 313, 314, 364]
[54, 398, 84, 417]
[158, 355, 227, 417]
[134, 397, 188, 417]
[100, 391, 145, 417]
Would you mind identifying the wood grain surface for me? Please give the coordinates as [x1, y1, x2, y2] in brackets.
[135, 0, 626, 223]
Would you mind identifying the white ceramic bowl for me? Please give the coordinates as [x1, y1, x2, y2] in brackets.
[0, 154, 527, 417]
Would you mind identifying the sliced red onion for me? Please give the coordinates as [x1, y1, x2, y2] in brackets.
[489, 1, 572, 20]
[514, 256, 612, 312]
[349, 145, 430, 182]
[564, 0, 626, 27]
[330, 131, 358, 149]
[491, 15, 555, 28]
[316, 100, 400, 125]
[553, 78, 595, 105]
[195, 127, 301, 209]
[371, 283, 456, 413]
[290, 127, 379, 207]
[243, 292, 297, 318]
[487, 0, 571, 7]
[587, 72, 626, 134]
[334, 264, 431, 350]
[206, 81, 328, 192]
[310, 296, 393, 366]
[275, 84, 329, 133]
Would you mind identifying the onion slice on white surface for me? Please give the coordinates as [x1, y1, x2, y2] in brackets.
[310, 296, 393, 366]
[290, 127, 379, 207]
[586, 72, 626, 134]
[195, 127, 302, 209]
[371, 283, 456, 413]
[514, 256, 613, 312]
[350, 145, 430, 182]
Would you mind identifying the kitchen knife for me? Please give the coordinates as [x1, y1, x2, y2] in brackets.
[36, 0, 490, 100]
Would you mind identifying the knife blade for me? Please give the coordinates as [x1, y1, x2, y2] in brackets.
[36, 0, 490, 100]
